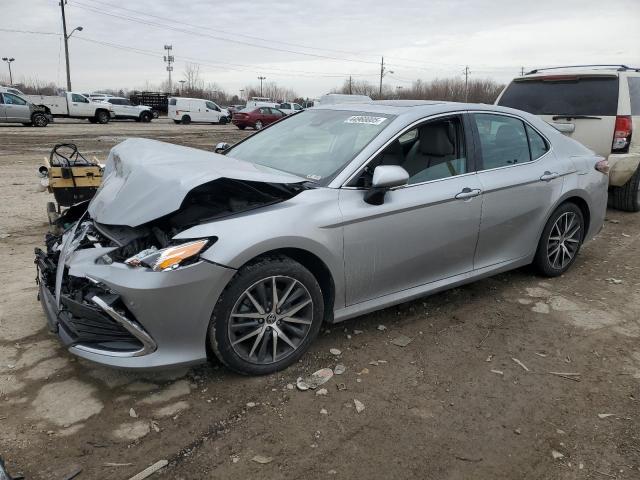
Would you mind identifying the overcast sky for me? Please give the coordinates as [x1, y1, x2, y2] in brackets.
[2, 0, 639, 98]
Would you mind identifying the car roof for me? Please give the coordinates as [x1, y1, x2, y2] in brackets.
[314, 100, 518, 116]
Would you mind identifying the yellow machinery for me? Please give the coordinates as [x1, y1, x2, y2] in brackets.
[38, 144, 103, 225]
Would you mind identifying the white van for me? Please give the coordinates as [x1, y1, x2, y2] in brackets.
[168, 97, 230, 125]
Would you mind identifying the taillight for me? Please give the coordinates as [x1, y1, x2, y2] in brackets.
[612, 115, 632, 152]
[595, 159, 610, 175]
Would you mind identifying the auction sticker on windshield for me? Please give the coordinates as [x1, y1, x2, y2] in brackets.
[344, 115, 388, 125]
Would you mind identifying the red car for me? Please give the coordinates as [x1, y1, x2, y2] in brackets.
[232, 106, 286, 130]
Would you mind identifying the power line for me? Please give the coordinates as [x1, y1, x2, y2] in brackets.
[0, 28, 61, 35]
[73, 36, 377, 79]
[69, 2, 383, 66]
[75, 0, 382, 60]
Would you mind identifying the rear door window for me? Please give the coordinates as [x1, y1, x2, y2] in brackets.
[498, 76, 619, 116]
[526, 125, 549, 160]
[474, 114, 531, 169]
[629, 77, 640, 115]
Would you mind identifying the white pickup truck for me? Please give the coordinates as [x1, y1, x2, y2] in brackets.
[4, 88, 115, 123]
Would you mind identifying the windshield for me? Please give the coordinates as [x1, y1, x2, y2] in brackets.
[227, 109, 394, 184]
[498, 76, 619, 116]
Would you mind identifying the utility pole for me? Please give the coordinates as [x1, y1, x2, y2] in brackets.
[2, 57, 15, 85]
[379, 57, 394, 98]
[396, 85, 403, 99]
[178, 79, 185, 94]
[520, 66, 525, 76]
[164, 45, 173, 93]
[348, 75, 352, 95]
[463, 65, 470, 102]
[257, 76, 266, 97]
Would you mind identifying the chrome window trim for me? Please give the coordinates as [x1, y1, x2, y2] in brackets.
[340, 110, 555, 190]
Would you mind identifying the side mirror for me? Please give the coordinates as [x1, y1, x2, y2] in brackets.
[214, 142, 230, 154]
[364, 165, 409, 205]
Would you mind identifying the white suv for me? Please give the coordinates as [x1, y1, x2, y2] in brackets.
[100, 96, 153, 122]
[497, 65, 640, 211]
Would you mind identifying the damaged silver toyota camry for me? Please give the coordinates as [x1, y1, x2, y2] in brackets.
[35, 101, 609, 374]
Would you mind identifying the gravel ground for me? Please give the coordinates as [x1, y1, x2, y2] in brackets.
[0, 119, 639, 480]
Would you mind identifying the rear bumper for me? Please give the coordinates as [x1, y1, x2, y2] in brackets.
[608, 153, 640, 186]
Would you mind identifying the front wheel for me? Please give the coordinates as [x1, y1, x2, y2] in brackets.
[139, 111, 152, 123]
[254, 120, 263, 130]
[31, 113, 49, 127]
[533, 202, 584, 277]
[238, 125, 246, 130]
[95, 110, 110, 124]
[209, 256, 324, 375]
[219, 116, 229, 125]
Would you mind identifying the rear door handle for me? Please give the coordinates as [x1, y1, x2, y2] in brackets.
[455, 188, 482, 200]
[540, 171, 560, 182]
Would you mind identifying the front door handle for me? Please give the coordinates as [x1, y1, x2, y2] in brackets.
[455, 187, 482, 200]
[540, 171, 560, 182]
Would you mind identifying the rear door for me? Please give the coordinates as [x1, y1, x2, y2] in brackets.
[497, 75, 619, 157]
[470, 112, 567, 269]
[2, 93, 31, 122]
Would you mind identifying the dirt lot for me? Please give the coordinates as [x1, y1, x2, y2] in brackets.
[1, 119, 639, 480]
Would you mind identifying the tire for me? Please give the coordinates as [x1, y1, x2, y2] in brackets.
[95, 110, 110, 124]
[152, 109, 160, 119]
[254, 120, 263, 130]
[173, 119, 181, 124]
[209, 256, 324, 375]
[88, 117, 98, 124]
[181, 115, 191, 125]
[238, 125, 246, 130]
[533, 202, 585, 277]
[139, 111, 152, 123]
[32, 113, 49, 127]
[608, 165, 640, 212]
[219, 116, 229, 125]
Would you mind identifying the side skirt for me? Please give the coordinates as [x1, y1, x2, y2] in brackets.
[331, 255, 532, 323]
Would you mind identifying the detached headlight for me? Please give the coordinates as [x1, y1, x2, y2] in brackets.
[125, 239, 209, 271]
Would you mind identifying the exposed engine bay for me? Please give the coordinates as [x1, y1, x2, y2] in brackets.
[51, 177, 305, 265]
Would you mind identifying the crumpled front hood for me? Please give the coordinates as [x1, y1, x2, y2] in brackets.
[88, 138, 304, 227]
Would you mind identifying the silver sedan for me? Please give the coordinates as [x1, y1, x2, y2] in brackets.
[35, 101, 609, 374]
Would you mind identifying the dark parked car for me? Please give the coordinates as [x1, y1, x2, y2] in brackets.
[232, 106, 285, 130]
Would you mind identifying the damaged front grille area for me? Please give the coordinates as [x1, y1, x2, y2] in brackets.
[57, 277, 145, 354]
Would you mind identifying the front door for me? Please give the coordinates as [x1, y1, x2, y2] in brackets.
[339, 114, 483, 306]
[470, 112, 567, 269]
[0, 94, 7, 121]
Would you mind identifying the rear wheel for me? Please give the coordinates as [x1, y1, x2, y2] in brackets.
[238, 125, 246, 130]
[152, 109, 160, 119]
[181, 115, 191, 125]
[608, 165, 640, 212]
[95, 110, 110, 124]
[209, 256, 324, 375]
[31, 113, 49, 127]
[533, 202, 584, 277]
[173, 119, 181, 124]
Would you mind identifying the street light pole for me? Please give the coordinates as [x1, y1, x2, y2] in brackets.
[59, 1, 83, 92]
[2, 57, 15, 85]
[257, 76, 266, 97]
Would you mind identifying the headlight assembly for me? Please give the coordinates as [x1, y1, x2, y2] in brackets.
[125, 239, 209, 271]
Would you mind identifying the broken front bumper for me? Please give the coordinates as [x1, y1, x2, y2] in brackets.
[35, 223, 236, 369]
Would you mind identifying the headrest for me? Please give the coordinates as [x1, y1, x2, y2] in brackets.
[495, 124, 522, 144]
[418, 123, 454, 156]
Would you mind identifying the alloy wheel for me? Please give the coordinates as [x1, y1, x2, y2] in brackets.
[547, 212, 581, 269]
[228, 276, 313, 365]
